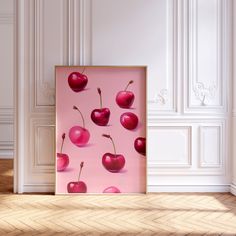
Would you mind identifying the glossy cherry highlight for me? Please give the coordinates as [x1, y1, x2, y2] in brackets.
[91, 88, 110, 126]
[67, 162, 87, 193]
[69, 106, 90, 147]
[57, 133, 69, 171]
[102, 134, 125, 173]
[116, 80, 135, 108]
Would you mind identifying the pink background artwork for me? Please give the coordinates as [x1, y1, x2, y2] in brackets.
[55, 66, 146, 194]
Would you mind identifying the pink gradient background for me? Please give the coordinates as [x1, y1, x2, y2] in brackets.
[55, 66, 146, 194]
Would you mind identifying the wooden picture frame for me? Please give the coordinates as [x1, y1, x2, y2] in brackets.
[55, 66, 147, 194]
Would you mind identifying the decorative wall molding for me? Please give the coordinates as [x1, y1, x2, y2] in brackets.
[0, 107, 14, 155]
[0, 10, 14, 155]
[0, 13, 14, 24]
[0, 140, 14, 157]
[149, 89, 168, 105]
[148, 168, 226, 176]
[148, 120, 226, 176]
[199, 125, 222, 168]
[194, 82, 217, 106]
[184, 0, 228, 113]
[148, 125, 192, 168]
[32, 0, 68, 109]
[29, 117, 55, 174]
[148, 0, 177, 114]
[0, 107, 14, 121]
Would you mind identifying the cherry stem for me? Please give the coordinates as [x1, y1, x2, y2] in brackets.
[78, 162, 84, 182]
[124, 80, 133, 91]
[81, 67, 86, 74]
[102, 134, 117, 156]
[60, 133, 65, 154]
[97, 88, 103, 109]
[73, 106, 85, 128]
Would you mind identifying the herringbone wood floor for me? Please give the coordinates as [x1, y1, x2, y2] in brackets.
[1, 160, 236, 235]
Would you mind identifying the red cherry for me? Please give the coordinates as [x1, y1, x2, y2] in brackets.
[69, 106, 90, 147]
[102, 153, 125, 173]
[134, 137, 146, 156]
[67, 181, 87, 193]
[120, 112, 138, 130]
[102, 134, 125, 172]
[57, 133, 69, 171]
[68, 71, 88, 92]
[91, 88, 110, 126]
[67, 162, 87, 193]
[103, 186, 121, 193]
[116, 80, 135, 108]
[91, 108, 110, 126]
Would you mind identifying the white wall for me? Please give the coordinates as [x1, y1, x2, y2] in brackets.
[14, 0, 232, 193]
[0, 0, 14, 158]
[231, 0, 236, 196]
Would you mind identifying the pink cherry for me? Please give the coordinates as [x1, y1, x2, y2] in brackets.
[69, 126, 90, 147]
[57, 153, 69, 171]
[69, 106, 90, 147]
[103, 186, 121, 193]
[57, 133, 69, 171]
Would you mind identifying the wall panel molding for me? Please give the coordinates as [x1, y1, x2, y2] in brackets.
[148, 120, 227, 177]
[0, 107, 14, 121]
[31, 0, 69, 110]
[0, 8, 14, 157]
[199, 125, 223, 168]
[68, 0, 92, 65]
[148, 0, 177, 114]
[148, 125, 192, 167]
[0, 13, 14, 24]
[29, 117, 55, 174]
[184, 0, 227, 114]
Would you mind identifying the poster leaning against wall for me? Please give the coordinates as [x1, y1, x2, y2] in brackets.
[55, 66, 147, 194]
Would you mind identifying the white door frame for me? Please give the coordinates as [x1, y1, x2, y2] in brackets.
[14, 0, 25, 193]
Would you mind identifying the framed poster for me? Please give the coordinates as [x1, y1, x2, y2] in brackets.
[55, 66, 147, 194]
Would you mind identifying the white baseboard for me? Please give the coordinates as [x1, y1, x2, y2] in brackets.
[22, 184, 55, 193]
[148, 184, 230, 193]
[20, 184, 231, 194]
[230, 184, 236, 196]
[0, 150, 14, 158]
